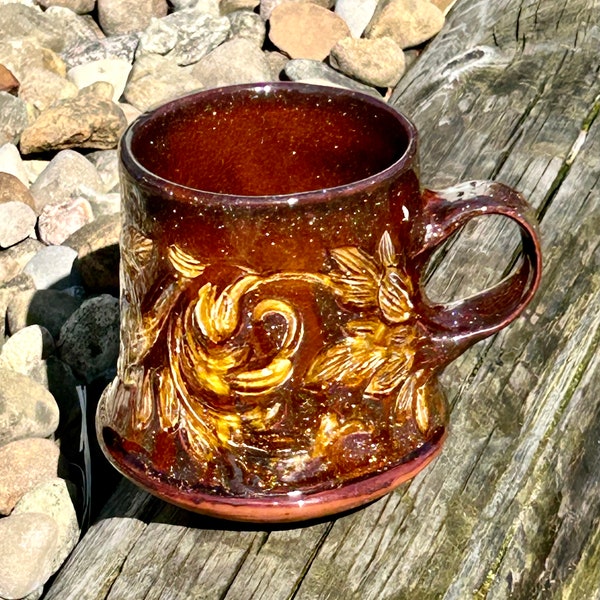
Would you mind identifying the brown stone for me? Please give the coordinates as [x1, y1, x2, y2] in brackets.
[269, 2, 351, 61]
[19, 92, 127, 154]
[366, 0, 445, 49]
[430, 0, 458, 14]
[64, 212, 121, 293]
[0, 172, 35, 209]
[0, 64, 18, 95]
[330, 36, 406, 88]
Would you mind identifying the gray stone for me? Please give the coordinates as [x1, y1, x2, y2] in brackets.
[0, 273, 35, 342]
[58, 294, 120, 382]
[67, 58, 133, 103]
[0, 367, 59, 447]
[334, 0, 379, 38]
[0, 172, 35, 209]
[330, 36, 406, 88]
[0, 142, 28, 185]
[19, 88, 128, 154]
[264, 50, 289, 79]
[0, 4, 66, 53]
[38, 197, 95, 246]
[0, 238, 43, 285]
[221, 0, 259, 13]
[98, 0, 168, 36]
[0, 202, 36, 249]
[192, 38, 272, 89]
[42, 6, 101, 48]
[365, 0, 445, 49]
[84, 191, 121, 217]
[124, 54, 204, 111]
[29, 149, 104, 213]
[37, 0, 95, 14]
[86, 150, 119, 193]
[227, 10, 266, 47]
[117, 101, 141, 125]
[22, 245, 80, 290]
[0, 39, 67, 82]
[284, 59, 383, 97]
[137, 17, 180, 56]
[6, 287, 83, 339]
[0, 91, 28, 146]
[65, 213, 120, 293]
[44, 357, 81, 450]
[170, 0, 219, 12]
[13, 478, 80, 573]
[62, 34, 139, 70]
[0, 438, 60, 514]
[161, 11, 231, 66]
[0, 512, 58, 599]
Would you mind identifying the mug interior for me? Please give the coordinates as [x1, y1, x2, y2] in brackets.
[126, 84, 413, 197]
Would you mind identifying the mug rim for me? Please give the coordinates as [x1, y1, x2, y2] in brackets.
[120, 82, 419, 207]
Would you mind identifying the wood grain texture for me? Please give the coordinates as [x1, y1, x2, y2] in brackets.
[46, 0, 600, 598]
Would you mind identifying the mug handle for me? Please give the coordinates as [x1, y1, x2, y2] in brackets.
[413, 180, 542, 364]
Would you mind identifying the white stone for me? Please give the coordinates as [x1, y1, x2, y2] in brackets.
[0, 201, 36, 248]
[0, 143, 28, 186]
[335, 0, 379, 38]
[67, 59, 133, 103]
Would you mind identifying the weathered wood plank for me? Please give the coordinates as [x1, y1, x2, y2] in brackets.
[46, 0, 600, 598]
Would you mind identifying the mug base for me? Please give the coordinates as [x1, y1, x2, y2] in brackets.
[96, 390, 446, 523]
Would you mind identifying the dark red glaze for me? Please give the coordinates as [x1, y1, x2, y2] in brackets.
[97, 83, 542, 522]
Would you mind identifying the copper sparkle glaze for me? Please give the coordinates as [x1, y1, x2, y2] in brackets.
[96, 83, 542, 522]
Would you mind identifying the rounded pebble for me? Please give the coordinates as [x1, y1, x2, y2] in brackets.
[0, 512, 58, 599]
[97, 0, 168, 36]
[0, 438, 60, 515]
[0, 172, 35, 209]
[268, 2, 350, 61]
[0, 367, 60, 447]
[22, 245, 80, 290]
[192, 38, 272, 89]
[334, 0, 379, 38]
[58, 293, 120, 382]
[13, 478, 81, 573]
[64, 212, 121, 293]
[38, 196, 95, 246]
[6, 287, 83, 339]
[29, 149, 104, 213]
[366, 0, 445, 49]
[0, 143, 29, 186]
[330, 36, 406, 88]
[0, 238, 43, 286]
[0, 201, 36, 249]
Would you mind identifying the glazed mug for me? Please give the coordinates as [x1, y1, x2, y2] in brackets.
[97, 83, 542, 522]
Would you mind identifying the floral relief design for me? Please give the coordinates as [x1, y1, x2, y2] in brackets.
[113, 229, 442, 492]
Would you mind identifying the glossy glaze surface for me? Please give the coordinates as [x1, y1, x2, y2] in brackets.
[97, 83, 542, 522]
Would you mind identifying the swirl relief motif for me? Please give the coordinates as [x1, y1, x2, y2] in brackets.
[108, 230, 447, 495]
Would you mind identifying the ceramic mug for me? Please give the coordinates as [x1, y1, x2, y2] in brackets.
[97, 83, 542, 522]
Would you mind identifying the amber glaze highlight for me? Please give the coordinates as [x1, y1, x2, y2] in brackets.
[97, 83, 542, 522]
